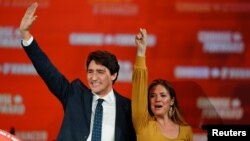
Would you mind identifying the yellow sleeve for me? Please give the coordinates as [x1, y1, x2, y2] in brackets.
[132, 56, 149, 133]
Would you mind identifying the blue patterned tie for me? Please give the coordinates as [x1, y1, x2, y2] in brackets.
[91, 99, 104, 141]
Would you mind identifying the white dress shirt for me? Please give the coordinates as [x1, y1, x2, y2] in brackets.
[87, 90, 116, 141]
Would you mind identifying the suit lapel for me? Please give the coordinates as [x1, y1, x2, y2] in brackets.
[83, 89, 93, 129]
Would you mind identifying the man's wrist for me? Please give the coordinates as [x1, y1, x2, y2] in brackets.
[20, 30, 32, 40]
[22, 36, 33, 46]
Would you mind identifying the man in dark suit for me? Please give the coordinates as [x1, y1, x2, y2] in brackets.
[19, 2, 136, 141]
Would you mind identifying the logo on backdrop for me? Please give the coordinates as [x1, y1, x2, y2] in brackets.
[0, 26, 22, 48]
[197, 97, 243, 120]
[176, 1, 250, 13]
[15, 130, 48, 141]
[198, 30, 245, 54]
[174, 66, 250, 80]
[0, 0, 49, 7]
[87, 0, 138, 16]
[117, 60, 132, 82]
[0, 93, 25, 115]
[69, 32, 157, 47]
[0, 63, 37, 76]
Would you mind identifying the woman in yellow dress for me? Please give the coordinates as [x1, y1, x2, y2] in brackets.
[132, 28, 193, 141]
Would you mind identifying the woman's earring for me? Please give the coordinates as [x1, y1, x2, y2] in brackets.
[169, 106, 173, 117]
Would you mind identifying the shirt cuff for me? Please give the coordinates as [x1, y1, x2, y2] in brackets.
[22, 36, 33, 47]
[135, 56, 146, 68]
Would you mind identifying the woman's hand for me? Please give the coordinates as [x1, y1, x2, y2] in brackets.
[135, 28, 147, 57]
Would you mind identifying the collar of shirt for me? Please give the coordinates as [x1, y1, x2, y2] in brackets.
[92, 90, 115, 106]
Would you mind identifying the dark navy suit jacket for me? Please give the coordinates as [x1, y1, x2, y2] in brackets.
[22, 40, 136, 141]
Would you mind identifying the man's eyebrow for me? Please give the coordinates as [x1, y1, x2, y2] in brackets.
[97, 68, 106, 72]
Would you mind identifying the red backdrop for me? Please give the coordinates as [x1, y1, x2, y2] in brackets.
[1, 0, 250, 140]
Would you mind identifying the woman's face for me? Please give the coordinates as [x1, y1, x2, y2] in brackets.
[149, 84, 174, 117]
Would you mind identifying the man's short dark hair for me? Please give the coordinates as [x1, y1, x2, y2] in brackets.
[86, 50, 120, 84]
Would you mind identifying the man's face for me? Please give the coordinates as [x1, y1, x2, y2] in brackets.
[87, 60, 116, 96]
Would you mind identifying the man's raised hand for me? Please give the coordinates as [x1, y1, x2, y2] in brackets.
[19, 2, 38, 40]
